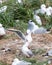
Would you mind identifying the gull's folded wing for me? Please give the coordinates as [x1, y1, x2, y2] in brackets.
[34, 27, 50, 34]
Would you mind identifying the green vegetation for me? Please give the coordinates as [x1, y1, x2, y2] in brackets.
[38, 13, 52, 29]
[22, 57, 48, 65]
[0, 62, 9, 65]
[0, 0, 52, 32]
[0, 60, 48, 65]
[0, 0, 52, 65]
[32, 48, 46, 55]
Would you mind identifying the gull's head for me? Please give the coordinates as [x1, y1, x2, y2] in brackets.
[29, 20, 32, 22]
[28, 20, 32, 24]
[41, 4, 46, 8]
[13, 58, 19, 62]
[0, 23, 2, 27]
[28, 20, 36, 25]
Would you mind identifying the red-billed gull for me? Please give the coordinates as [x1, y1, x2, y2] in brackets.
[0, 6, 7, 13]
[33, 14, 42, 25]
[40, 4, 46, 14]
[8, 29, 33, 57]
[27, 20, 50, 34]
[46, 6, 52, 16]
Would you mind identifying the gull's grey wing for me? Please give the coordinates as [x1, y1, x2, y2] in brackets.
[8, 29, 26, 40]
[34, 27, 48, 34]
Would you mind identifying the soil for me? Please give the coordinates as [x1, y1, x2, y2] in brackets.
[0, 31, 52, 65]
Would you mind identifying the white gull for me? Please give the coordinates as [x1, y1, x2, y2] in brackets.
[46, 6, 52, 16]
[0, 6, 7, 13]
[33, 14, 42, 25]
[12, 58, 31, 65]
[40, 4, 46, 14]
[8, 29, 33, 57]
[0, 23, 6, 36]
[27, 20, 50, 34]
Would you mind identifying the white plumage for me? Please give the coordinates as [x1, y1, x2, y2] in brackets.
[34, 4, 46, 14]
[22, 41, 33, 57]
[26, 30, 32, 43]
[0, 23, 6, 36]
[0, 6, 7, 13]
[40, 4, 46, 14]
[35, 9, 40, 14]
[48, 59, 52, 64]
[49, 7, 52, 14]
[41, 4, 46, 9]
[21, 30, 33, 57]
[34, 4, 52, 16]
[27, 20, 39, 33]
[46, 6, 52, 16]
[33, 14, 42, 25]
[27, 20, 50, 34]
[12, 58, 31, 65]
[0, 0, 2, 4]
[12, 58, 20, 65]
[17, 0, 22, 4]
[8, 29, 33, 57]
[47, 49, 52, 56]
[8, 29, 32, 43]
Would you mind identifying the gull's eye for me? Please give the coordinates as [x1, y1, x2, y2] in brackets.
[30, 20, 32, 22]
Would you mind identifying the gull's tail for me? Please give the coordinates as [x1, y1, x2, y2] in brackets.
[27, 49, 34, 57]
[42, 53, 49, 56]
[7, 29, 26, 41]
